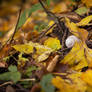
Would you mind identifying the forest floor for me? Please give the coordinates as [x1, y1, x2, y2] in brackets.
[0, 0, 92, 92]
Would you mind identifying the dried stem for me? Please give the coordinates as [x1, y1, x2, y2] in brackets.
[10, 8, 22, 43]
[39, 0, 64, 34]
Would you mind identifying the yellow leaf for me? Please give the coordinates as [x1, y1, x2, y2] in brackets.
[46, 21, 55, 35]
[86, 86, 92, 92]
[64, 17, 92, 69]
[77, 28, 88, 41]
[81, 69, 92, 86]
[81, 0, 92, 7]
[77, 15, 92, 26]
[12, 44, 34, 54]
[12, 41, 53, 62]
[85, 47, 92, 67]
[52, 76, 83, 92]
[67, 72, 87, 92]
[44, 37, 61, 50]
[37, 51, 52, 62]
[61, 42, 88, 71]
[51, 2, 67, 13]
[65, 17, 78, 34]
[65, 17, 88, 41]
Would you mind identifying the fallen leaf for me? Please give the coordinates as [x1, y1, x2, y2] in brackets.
[51, 2, 68, 13]
[76, 15, 92, 26]
[40, 74, 55, 92]
[81, 0, 92, 7]
[61, 42, 88, 71]
[52, 76, 79, 92]
[12, 41, 53, 62]
[81, 69, 92, 86]
[67, 72, 87, 92]
[44, 37, 61, 50]
[64, 17, 92, 70]
[65, 17, 88, 41]
[75, 7, 89, 15]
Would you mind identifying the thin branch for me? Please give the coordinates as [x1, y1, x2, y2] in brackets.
[0, 8, 22, 51]
[33, 23, 56, 42]
[39, 0, 50, 16]
[38, 23, 56, 39]
[0, 81, 13, 87]
[19, 78, 36, 82]
[0, 78, 35, 87]
[39, 0, 64, 35]
[10, 8, 22, 43]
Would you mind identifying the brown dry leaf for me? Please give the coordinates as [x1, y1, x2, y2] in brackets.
[0, 44, 11, 58]
[22, 17, 35, 31]
[0, 62, 6, 68]
[51, 2, 68, 13]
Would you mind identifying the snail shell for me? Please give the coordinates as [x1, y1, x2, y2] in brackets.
[65, 35, 80, 48]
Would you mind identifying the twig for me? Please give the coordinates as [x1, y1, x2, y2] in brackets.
[0, 9, 22, 51]
[39, 0, 64, 37]
[0, 81, 13, 87]
[53, 72, 67, 76]
[57, 12, 81, 21]
[61, 23, 69, 49]
[33, 23, 56, 42]
[10, 8, 22, 43]
[0, 78, 35, 87]
[58, 48, 70, 53]
[39, 0, 49, 15]
[37, 23, 56, 40]
[19, 78, 36, 82]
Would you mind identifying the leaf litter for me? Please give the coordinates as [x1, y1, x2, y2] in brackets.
[0, 0, 92, 92]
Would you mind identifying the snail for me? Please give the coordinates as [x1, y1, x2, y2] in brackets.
[65, 35, 80, 48]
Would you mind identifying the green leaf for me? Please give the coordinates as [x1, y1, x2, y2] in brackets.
[17, 3, 42, 30]
[46, 0, 51, 6]
[40, 74, 55, 92]
[0, 65, 21, 83]
[75, 7, 88, 15]
[19, 81, 32, 88]
[0, 72, 11, 81]
[17, 9, 28, 30]
[25, 66, 37, 77]
[28, 3, 42, 17]
[8, 65, 17, 72]
[10, 72, 21, 83]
